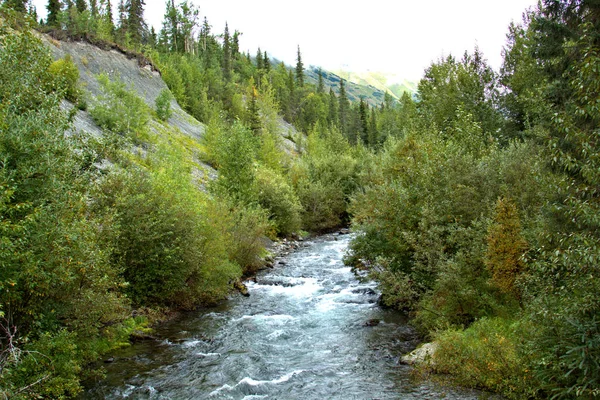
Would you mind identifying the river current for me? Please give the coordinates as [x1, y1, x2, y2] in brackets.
[86, 234, 480, 399]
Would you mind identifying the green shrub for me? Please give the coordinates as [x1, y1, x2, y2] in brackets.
[48, 54, 80, 102]
[155, 88, 173, 121]
[256, 166, 302, 236]
[431, 318, 538, 399]
[90, 73, 149, 142]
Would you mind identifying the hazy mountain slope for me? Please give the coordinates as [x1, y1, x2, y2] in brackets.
[332, 70, 417, 100]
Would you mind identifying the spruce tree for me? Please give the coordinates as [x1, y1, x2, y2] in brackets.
[89, 0, 97, 17]
[328, 87, 338, 126]
[317, 68, 325, 94]
[126, 0, 145, 45]
[338, 79, 350, 136]
[263, 51, 270, 74]
[358, 97, 369, 144]
[295, 45, 304, 87]
[222, 22, 232, 81]
[3, 0, 27, 12]
[256, 47, 263, 70]
[46, 0, 62, 27]
[232, 30, 241, 61]
[75, 0, 86, 12]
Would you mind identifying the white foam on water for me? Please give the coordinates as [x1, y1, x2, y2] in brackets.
[181, 340, 202, 348]
[237, 314, 295, 325]
[196, 352, 221, 357]
[249, 277, 322, 298]
[265, 329, 285, 339]
[209, 370, 304, 397]
[242, 396, 269, 400]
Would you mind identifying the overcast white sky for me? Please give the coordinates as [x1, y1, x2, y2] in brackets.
[33, 0, 538, 81]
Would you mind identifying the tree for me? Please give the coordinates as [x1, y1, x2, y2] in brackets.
[263, 50, 270, 74]
[46, 0, 62, 27]
[295, 45, 304, 87]
[485, 197, 527, 296]
[125, 0, 145, 45]
[222, 22, 232, 81]
[3, 0, 27, 12]
[338, 79, 350, 137]
[75, 0, 85, 12]
[317, 68, 325, 94]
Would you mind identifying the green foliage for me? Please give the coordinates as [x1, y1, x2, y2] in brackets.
[0, 22, 129, 398]
[155, 88, 173, 121]
[431, 318, 538, 399]
[256, 166, 302, 237]
[90, 73, 149, 142]
[48, 54, 81, 102]
[211, 121, 259, 204]
[290, 125, 360, 231]
[485, 197, 528, 296]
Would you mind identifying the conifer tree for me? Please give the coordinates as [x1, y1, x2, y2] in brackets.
[317, 68, 325, 94]
[295, 45, 304, 87]
[368, 107, 378, 147]
[232, 30, 241, 60]
[328, 87, 338, 126]
[3, 0, 27, 12]
[126, 0, 145, 45]
[358, 97, 369, 144]
[46, 0, 62, 27]
[256, 47, 263, 70]
[75, 0, 86, 12]
[222, 22, 232, 81]
[89, 0, 97, 17]
[338, 79, 350, 136]
[263, 51, 270, 74]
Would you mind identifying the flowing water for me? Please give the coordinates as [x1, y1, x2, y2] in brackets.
[86, 234, 481, 399]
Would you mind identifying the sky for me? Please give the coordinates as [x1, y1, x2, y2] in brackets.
[33, 0, 539, 81]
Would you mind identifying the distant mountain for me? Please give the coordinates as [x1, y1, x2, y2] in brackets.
[332, 70, 418, 100]
[304, 67, 416, 107]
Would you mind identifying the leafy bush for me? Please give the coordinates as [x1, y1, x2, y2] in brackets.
[431, 318, 538, 399]
[155, 88, 173, 121]
[0, 23, 130, 398]
[290, 126, 360, 231]
[256, 166, 302, 237]
[48, 54, 81, 102]
[90, 73, 149, 142]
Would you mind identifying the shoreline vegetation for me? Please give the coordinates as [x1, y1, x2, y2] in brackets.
[1, 0, 599, 398]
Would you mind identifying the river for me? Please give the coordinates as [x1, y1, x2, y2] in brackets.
[85, 233, 480, 399]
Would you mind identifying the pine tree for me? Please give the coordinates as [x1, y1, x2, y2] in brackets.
[75, 0, 86, 12]
[232, 30, 241, 61]
[263, 51, 270, 74]
[317, 68, 325, 94]
[247, 85, 262, 135]
[46, 0, 62, 27]
[328, 87, 338, 126]
[222, 22, 232, 81]
[338, 79, 350, 136]
[126, 0, 145, 45]
[4, 0, 27, 12]
[295, 45, 304, 87]
[89, 0, 97, 17]
[368, 107, 378, 147]
[256, 47, 263, 70]
[358, 97, 368, 144]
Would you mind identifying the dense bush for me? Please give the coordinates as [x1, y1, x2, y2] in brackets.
[431, 318, 538, 399]
[90, 73, 150, 142]
[256, 166, 302, 237]
[0, 21, 130, 398]
[155, 88, 174, 121]
[48, 54, 81, 102]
